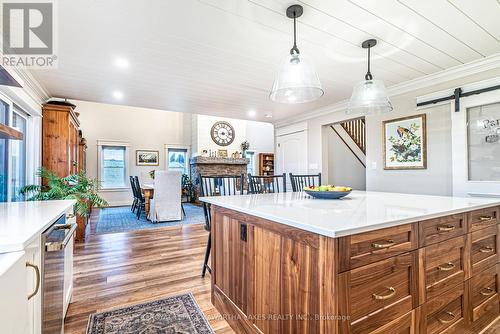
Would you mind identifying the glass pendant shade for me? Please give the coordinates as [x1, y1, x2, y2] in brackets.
[270, 53, 324, 104]
[347, 79, 393, 115]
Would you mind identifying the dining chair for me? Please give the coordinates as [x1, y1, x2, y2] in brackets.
[129, 176, 138, 213]
[248, 173, 287, 194]
[289, 172, 322, 192]
[200, 174, 244, 278]
[148, 171, 182, 223]
[133, 176, 146, 219]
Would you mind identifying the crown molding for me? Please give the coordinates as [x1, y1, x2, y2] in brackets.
[274, 53, 500, 128]
[11, 67, 50, 104]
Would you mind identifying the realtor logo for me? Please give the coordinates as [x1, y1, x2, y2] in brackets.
[1, 0, 57, 68]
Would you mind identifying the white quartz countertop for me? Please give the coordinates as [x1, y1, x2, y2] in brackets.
[200, 191, 500, 238]
[0, 200, 75, 253]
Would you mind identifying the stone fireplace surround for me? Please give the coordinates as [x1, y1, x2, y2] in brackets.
[190, 156, 248, 202]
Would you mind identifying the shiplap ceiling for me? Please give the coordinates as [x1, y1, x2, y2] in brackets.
[30, 0, 500, 122]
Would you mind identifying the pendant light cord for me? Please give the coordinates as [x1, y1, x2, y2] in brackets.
[365, 45, 373, 81]
[290, 12, 300, 55]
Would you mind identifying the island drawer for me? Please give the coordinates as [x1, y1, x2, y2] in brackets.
[419, 213, 467, 247]
[337, 223, 418, 272]
[471, 224, 499, 276]
[368, 310, 415, 334]
[420, 282, 465, 334]
[338, 251, 417, 333]
[468, 263, 499, 323]
[468, 207, 499, 232]
[420, 235, 470, 302]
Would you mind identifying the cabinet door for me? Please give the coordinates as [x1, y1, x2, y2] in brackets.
[0, 251, 29, 334]
[64, 231, 74, 316]
[25, 238, 42, 334]
[213, 213, 251, 315]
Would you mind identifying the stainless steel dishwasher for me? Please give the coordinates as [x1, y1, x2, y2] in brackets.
[41, 214, 77, 334]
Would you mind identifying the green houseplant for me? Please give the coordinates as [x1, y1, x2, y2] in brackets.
[20, 167, 108, 217]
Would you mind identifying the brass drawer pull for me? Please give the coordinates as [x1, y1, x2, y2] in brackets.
[26, 262, 41, 300]
[371, 239, 395, 249]
[479, 246, 494, 253]
[478, 215, 493, 222]
[372, 287, 396, 300]
[437, 311, 456, 324]
[437, 224, 455, 232]
[438, 262, 455, 271]
[480, 287, 495, 296]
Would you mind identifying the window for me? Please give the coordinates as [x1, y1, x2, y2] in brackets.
[98, 141, 129, 189]
[167, 148, 188, 174]
[10, 110, 27, 201]
[246, 151, 255, 175]
[0, 99, 10, 202]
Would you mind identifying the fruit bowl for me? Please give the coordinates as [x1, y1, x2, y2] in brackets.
[304, 185, 352, 199]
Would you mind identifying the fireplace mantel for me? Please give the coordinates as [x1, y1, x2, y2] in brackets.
[190, 156, 249, 165]
[190, 156, 249, 202]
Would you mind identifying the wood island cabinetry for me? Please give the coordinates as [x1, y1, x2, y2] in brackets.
[210, 204, 500, 333]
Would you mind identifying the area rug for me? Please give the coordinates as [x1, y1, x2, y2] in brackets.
[86, 293, 214, 334]
[95, 204, 205, 234]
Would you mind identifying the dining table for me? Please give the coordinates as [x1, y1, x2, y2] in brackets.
[141, 183, 154, 217]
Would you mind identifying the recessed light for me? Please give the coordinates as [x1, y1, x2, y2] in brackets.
[265, 114, 273, 118]
[113, 90, 124, 99]
[114, 57, 130, 69]
[247, 109, 256, 117]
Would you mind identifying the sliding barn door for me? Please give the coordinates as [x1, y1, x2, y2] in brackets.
[452, 91, 500, 197]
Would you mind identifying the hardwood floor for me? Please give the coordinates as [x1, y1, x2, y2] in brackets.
[64, 209, 233, 333]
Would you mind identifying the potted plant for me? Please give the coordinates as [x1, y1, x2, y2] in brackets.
[240, 140, 250, 158]
[20, 167, 108, 240]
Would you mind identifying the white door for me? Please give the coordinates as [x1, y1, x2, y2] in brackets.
[276, 131, 307, 190]
[452, 91, 500, 197]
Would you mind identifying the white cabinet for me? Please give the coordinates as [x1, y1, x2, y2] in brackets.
[0, 252, 30, 334]
[63, 214, 75, 317]
[25, 237, 42, 334]
[0, 237, 42, 334]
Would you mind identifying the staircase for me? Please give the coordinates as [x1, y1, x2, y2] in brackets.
[340, 117, 366, 154]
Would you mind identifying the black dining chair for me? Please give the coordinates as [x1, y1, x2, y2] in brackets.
[132, 176, 146, 219]
[248, 173, 286, 194]
[200, 174, 244, 278]
[289, 172, 322, 192]
[129, 176, 138, 213]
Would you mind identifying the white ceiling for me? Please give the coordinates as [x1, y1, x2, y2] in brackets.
[31, 0, 500, 122]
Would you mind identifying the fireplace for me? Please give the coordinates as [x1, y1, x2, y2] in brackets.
[190, 156, 248, 202]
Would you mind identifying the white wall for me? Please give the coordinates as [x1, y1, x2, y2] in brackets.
[275, 68, 500, 196]
[327, 128, 366, 190]
[76, 100, 192, 206]
[192, 114, 274, 157]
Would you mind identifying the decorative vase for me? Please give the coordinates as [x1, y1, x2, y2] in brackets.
[242, 150, 247, 159]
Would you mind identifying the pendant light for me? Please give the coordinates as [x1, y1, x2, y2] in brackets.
[270, 5, 324, 104]
[347, 39, 393, 114]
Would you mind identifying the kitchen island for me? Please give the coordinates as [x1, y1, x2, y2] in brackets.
[200, 191, 500, 334]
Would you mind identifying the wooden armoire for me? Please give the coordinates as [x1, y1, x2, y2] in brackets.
[42, 102, 85, 177]
[42, 102, 88, 240]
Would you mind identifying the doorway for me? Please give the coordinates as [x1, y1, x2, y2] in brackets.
[327, 118, 366, 190]
[275, 130, 307, 189]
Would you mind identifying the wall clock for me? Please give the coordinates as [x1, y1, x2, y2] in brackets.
[211, 121, 235, 146]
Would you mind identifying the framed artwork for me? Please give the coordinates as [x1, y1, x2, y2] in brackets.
[136, 150, 159, 166]
[383, 113, 427, 170]
[217, 149, 228, 158]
